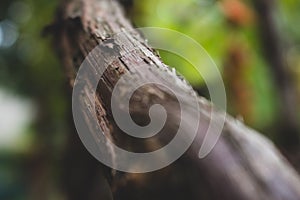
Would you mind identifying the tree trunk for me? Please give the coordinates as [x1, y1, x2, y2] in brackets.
[51, 0, 300, 199]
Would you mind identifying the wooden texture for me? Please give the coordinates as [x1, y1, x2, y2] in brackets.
[52, 0, 300, 199]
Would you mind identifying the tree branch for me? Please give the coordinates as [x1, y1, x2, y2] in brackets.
[52, 0, 300, 199]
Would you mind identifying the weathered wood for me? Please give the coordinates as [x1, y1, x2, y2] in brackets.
[52, 0, 300, 199]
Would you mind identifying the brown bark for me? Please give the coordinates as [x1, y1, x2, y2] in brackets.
[51, 0, 300, 199]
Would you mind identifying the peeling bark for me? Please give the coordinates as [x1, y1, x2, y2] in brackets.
[52, 0, 300, 199]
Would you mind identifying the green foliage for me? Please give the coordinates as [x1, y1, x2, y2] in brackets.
[0, 1, 64, 198]
[132, 0, 300, 131]
[134, 0, 227, 85]
[0, 0, 299, 198]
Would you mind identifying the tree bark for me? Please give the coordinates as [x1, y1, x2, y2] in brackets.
[51, 0, 300, 199]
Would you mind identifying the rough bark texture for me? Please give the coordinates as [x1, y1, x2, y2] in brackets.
[52, 0, 300, 199]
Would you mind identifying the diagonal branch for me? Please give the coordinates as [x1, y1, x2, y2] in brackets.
[51, 0, 300, 199]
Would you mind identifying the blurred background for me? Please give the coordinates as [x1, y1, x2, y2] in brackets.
[0, 0, 299, 199]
